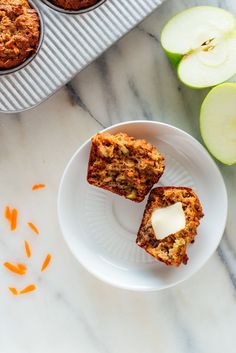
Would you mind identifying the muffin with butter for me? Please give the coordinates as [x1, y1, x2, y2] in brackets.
[136, 187, 204, 266]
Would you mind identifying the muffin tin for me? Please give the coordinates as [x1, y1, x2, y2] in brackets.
[0, 0, 165, 113]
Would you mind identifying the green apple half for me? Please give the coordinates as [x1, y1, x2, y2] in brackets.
[200, 83, 236, 165]
[161, 6, 236, 88]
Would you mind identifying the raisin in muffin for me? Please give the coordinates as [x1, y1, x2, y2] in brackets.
[87, 132, 165, 202]
[136, 187, 204, 266]
[0, 0, 40, 70]
[49, 0, 99, 10]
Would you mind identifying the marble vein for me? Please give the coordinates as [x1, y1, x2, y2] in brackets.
[66, 83, 105, 128]
[218, 238, 236, 291]
[52, 290, 112, 353]
[127, 78, 154, 120]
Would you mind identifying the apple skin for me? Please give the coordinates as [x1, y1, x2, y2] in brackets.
[163, 50, 183, 69]
[200, 82, 236, 165]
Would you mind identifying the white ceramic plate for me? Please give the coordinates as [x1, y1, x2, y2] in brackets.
[58, 121, 228, 291]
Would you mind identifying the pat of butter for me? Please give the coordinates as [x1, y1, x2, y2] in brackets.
[151, 202, 186, 240]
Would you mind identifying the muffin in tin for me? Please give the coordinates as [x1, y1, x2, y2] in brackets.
[48, 0, 100, 10]
[0, 0, 40, 70]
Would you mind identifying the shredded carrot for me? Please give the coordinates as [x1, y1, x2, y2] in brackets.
[32, 184, 46, 191]
[9, 287, 18, 295]
[41, 254, 52, 272]
[11, 208, 18, 231]
[27, 222, 39, 235]
[9, 284, 36, 295]
[4, 262, 25, 275]
[5, 206, 11, 222]
[4, 206, 18, 231]
[17, 263, 27, 272]
[20, 284, 36, 294]
[24, 240, 31, 258]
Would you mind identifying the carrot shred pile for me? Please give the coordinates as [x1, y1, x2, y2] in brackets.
[24, 240, 31, 258]
[5, 206, 18, 231]
[27, 222, 39, 235]
[20, 284, 36, 294]
[32, 184, 46, 191]
[4, 262, 27, 275]
[41, 254, 52, 272]
[5, 183, 51, 297]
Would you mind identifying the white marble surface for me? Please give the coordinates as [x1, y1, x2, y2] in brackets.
[0, 0, 236, 352]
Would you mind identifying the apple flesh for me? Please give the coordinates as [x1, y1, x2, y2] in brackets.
[161, 6, 236, 88]
[200, 83, 236, 165]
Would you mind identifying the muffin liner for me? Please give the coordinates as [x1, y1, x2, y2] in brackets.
[0, 0, 44, 76]
[40, 0, 106, 15]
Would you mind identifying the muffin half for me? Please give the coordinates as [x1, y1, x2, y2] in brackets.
[136, 187, 204, 266]
[87, 132, 165, 202]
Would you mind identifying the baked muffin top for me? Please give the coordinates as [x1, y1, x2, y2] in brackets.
[49, 0, 100, 10]
[0, 0, 40, 70]
[87, 132, 165, 202]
